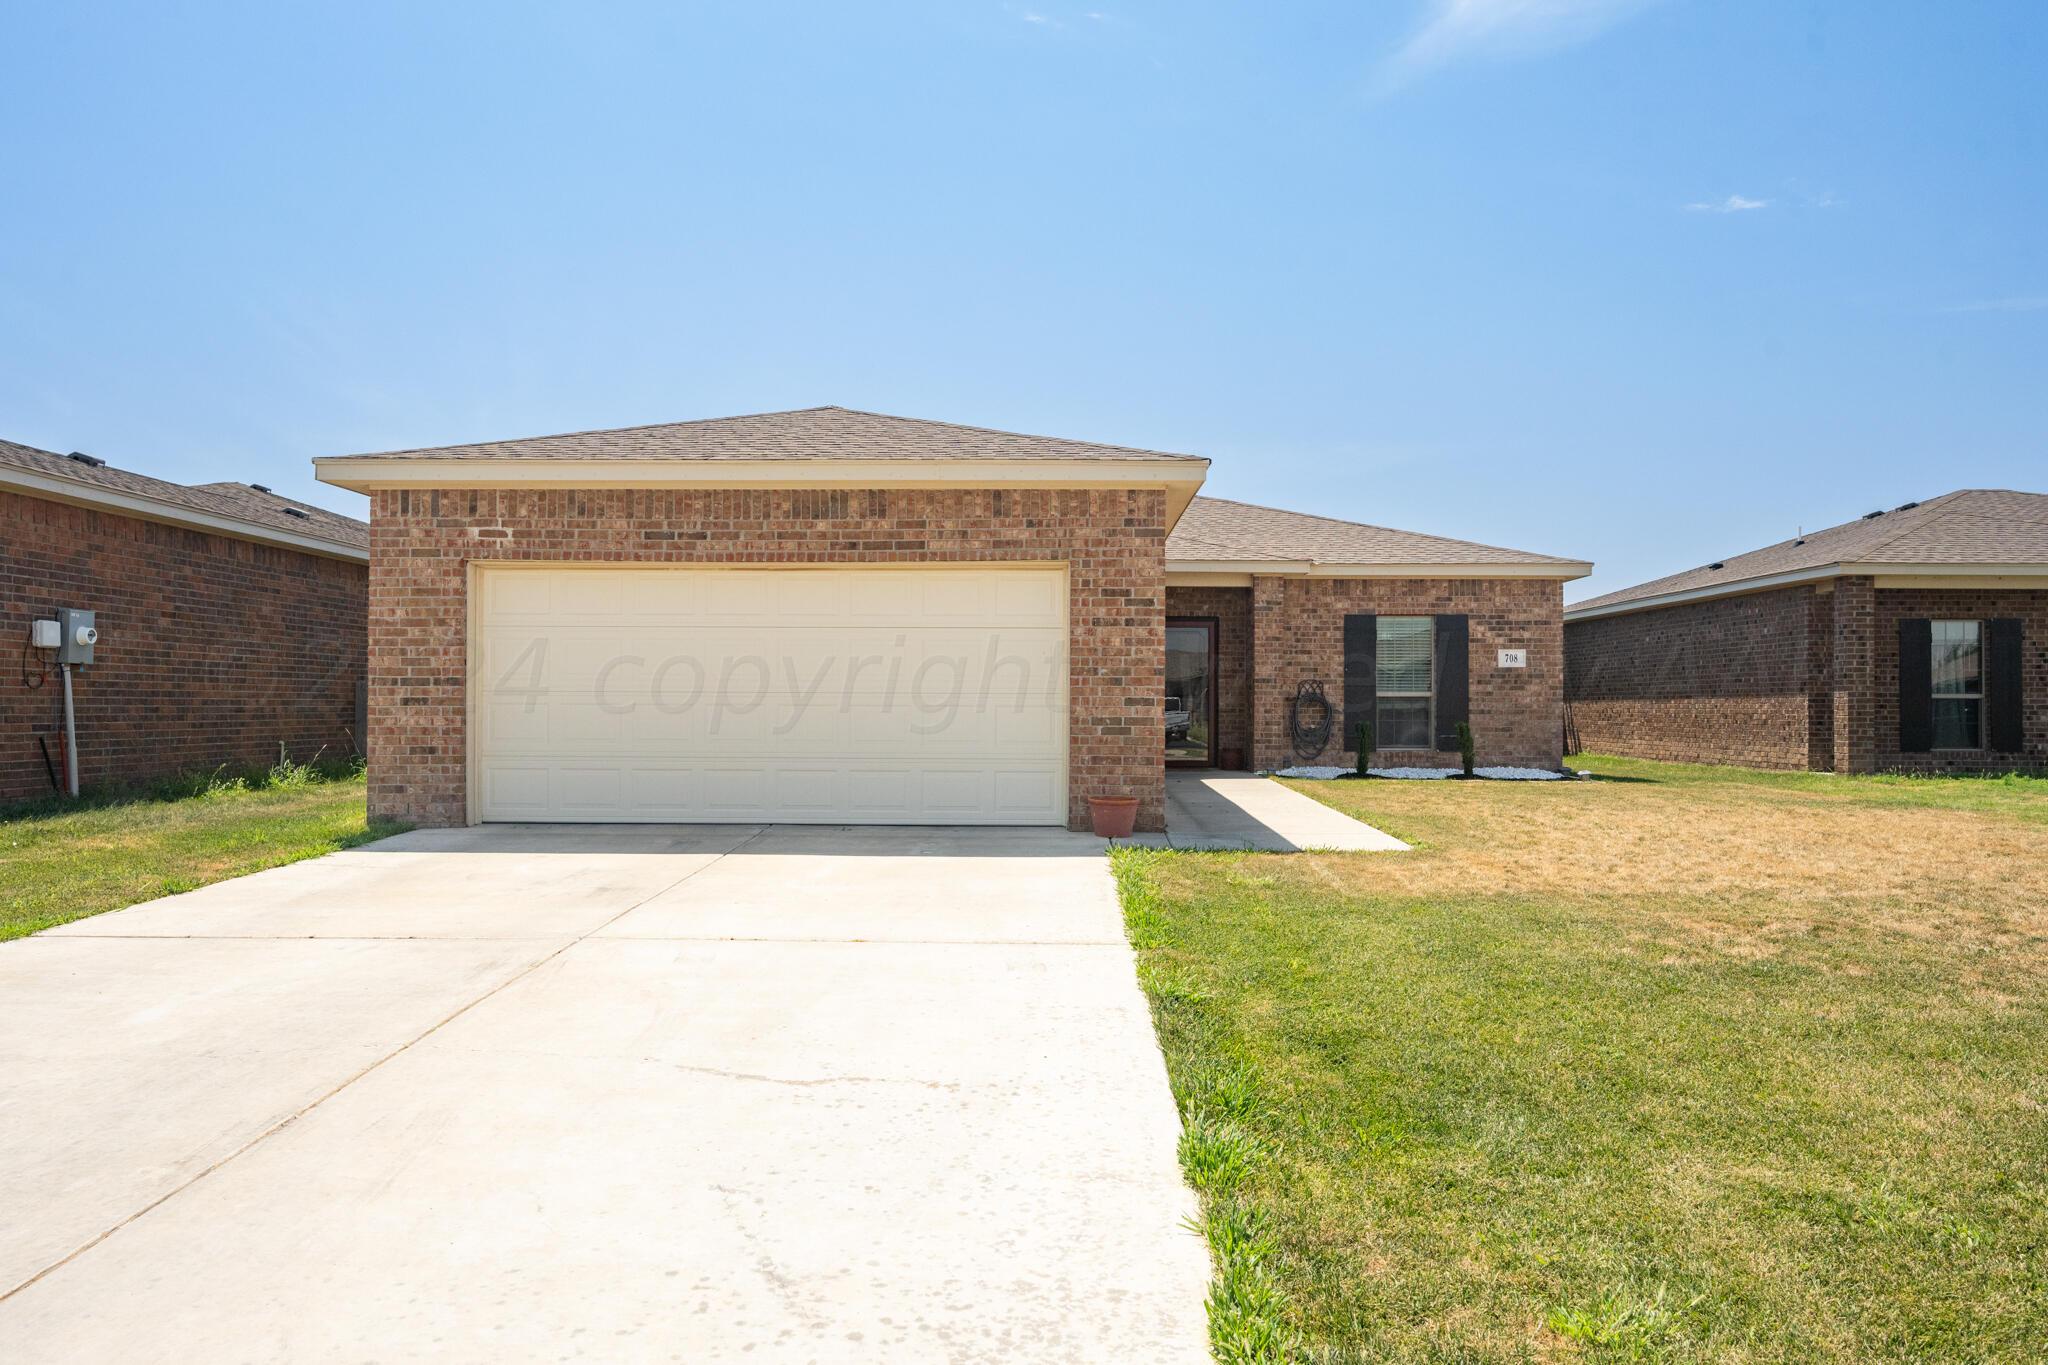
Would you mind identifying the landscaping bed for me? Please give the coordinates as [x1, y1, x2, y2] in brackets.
[1120, 755, 2048, 1362]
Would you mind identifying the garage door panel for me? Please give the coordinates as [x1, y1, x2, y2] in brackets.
[475, 567, 1067, 824]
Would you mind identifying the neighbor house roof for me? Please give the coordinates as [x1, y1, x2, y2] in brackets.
[314, 405, 1213, 522]
[1166, 496, 1589, 579]
[1567, 489, 2048, 620]
[0, 438, 368, 561]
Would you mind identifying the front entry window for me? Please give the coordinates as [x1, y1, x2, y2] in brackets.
[1165, 620, 1215, 765]
[1931, 620, 1983, 749]
[1376, 616, 1435, 749]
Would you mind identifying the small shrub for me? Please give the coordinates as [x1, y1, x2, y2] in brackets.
[1353, 720, 1373, 777]
[1456, 721, 1475, 778]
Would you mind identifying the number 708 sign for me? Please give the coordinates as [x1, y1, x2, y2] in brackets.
[1497, 648, 1528, 668]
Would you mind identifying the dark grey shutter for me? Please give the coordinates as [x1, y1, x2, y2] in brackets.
[1434, 614, 1470, 752]
[1987, 618, 2024, 753]
[1897, 618, 1933, 753]
[1343, 614, 1376, 747]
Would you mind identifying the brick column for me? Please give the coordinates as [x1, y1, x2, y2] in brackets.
[1805, 585, 1836, 771]
[1831, 575, 1876, 774]
[1248, 575, 1288, 770]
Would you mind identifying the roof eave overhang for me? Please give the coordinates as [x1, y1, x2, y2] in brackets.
[1, 464, 368, 563]
[1167, 558, 1591, 581]
[316, 456, 1212, 526]
[1564, 560, 2048, 622]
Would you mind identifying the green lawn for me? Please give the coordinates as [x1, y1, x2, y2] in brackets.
[1, 770, 401, 941]
[1119, 756, 2048, 1363]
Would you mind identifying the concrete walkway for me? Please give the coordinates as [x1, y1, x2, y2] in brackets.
[0, 825, 1210, 1363]
[1134, 771, 1409, 851]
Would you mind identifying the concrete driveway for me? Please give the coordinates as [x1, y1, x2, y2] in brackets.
[0, 825, 1210, 1363]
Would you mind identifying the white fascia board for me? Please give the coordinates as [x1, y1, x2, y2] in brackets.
[1566, 559, 2048, 621]
[1301, 561, 1591, 581]
[0, 464, 368, 563]
[1166, 558, 1591, 581]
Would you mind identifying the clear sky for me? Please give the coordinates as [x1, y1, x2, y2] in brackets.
[4, 2, 2042, 599]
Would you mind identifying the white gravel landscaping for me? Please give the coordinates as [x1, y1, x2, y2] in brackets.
[1275, 765, 1570, 781]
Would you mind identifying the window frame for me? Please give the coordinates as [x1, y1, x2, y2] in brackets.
[1928, 618, 1984, 751]
[1374, 615, 1436, 750]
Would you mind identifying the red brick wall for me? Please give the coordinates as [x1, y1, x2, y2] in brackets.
[1164, 585, 1251, 768]
[1, 489, 367, 804]
[1248, 576, 1565, 772]
[1870, 585, 2047, 774]
[1564, 585, 1825, 769]
[1563, 580, 2047, 774]
[367, 487, 1166, 830]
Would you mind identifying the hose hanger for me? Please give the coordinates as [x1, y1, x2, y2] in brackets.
[1288, 679, 1333, 761]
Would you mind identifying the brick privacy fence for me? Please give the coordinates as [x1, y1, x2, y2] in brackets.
[1, 489, 367, 804]
[1164, 585, 1251, 767]
[1249, 576, 1564, 772]
[367, 487, 1167, 830]
[1564, 581, 2046, 773]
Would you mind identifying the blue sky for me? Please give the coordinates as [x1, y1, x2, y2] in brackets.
[4, 1, 2042, 599]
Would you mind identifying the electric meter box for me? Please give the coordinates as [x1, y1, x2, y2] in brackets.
[57, 607, 97, 666]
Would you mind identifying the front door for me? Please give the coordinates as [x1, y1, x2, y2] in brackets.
[1165, 617, 1217, 768]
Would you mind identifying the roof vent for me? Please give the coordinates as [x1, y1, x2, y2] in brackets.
[1708, 561, 1725, 570]
[1862, 510, 1885, 519]
[281, 507, 309, 520]
[1794, 539, 1806, 546]
[66, 451, 106, 468]
[1895, 500, 1919, 511]
[250, 483, 272, 494]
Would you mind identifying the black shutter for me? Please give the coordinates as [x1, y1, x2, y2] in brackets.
[1343, 614, 1376, 747]
[1897, 618, 1933, 753]
[1987, 618, 2024, 753]
[1434, 614, 1470, 752]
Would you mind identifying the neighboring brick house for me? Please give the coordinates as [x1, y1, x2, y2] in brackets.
[315, 407, 1588, 832]
[1565, 489, 2047, 774]
[1, 438, 368, 805]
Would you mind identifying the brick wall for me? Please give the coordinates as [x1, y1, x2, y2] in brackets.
[1870, 585, 2047, 774]
[1164, 585, 1251, 768]
[1, 488, 367, 804]
[1564, 585, 1824, 769]
[1563, 580, 2046, 774]
[367, 487, 1166, 830]
[1248, 576, 1564, 772]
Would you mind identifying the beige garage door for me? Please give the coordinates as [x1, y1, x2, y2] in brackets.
[472, 565, 1068, 824]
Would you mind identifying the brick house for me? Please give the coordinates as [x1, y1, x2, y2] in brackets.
[315, 407, 1588, 831]
[1565, 489, 2046, 774]
[2, 438, 368, 805]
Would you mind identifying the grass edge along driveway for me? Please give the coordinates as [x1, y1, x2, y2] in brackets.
[1, 769, 401, 941]
[1117, 756, 2048, 1364]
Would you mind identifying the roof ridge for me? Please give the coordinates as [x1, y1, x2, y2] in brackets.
[819, 406, 1207, 462]
[1191, 494, 1578, 563]
[325, 405, 1208, 463]
[328, 406, 851, 461]
[1851, 492, 1962, 559]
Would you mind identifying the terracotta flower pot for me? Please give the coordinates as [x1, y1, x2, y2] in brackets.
[1088, 795, 1140, 839]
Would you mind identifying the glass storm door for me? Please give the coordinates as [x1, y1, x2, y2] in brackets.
[1165, 618, 1217, 767]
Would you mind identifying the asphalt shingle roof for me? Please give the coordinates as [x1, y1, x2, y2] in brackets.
[322, 405, 1208, 465]
[1167, 496, 1584, 569]
[0, 438, 367, 551]
[1568, 489, 2048, 613]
